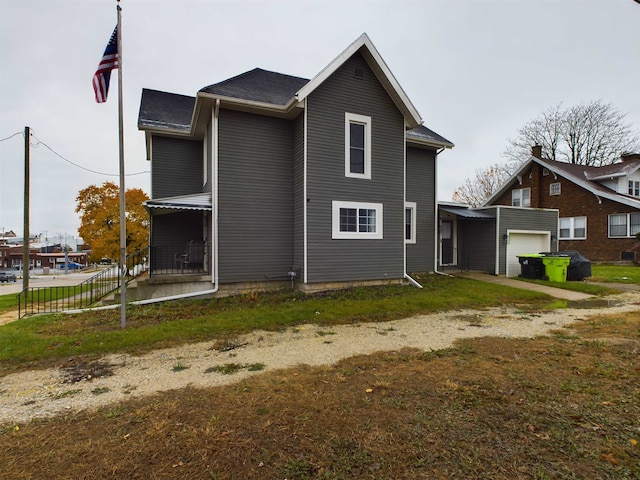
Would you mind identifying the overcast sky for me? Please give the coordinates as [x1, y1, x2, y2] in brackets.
[1, 0, 639, 240]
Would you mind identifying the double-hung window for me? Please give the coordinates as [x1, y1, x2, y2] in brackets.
[549, 183, 561, 195]
[629, 180, 640, 197]
[332, 201, 383, 239]
[609, 213, 640, 237]
[405, 202, 416, 244]
[512, 188, 530, 207]
[345, 113, 371, 179]
[559, 217, 586, 240]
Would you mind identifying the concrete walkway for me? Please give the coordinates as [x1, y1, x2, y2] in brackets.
[453, 271, 594, 301]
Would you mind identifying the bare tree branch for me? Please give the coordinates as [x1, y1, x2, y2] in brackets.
[504, 100, 639, 167]
[452, 163, 512, 207]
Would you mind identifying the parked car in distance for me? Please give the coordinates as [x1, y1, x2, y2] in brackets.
[0, 270, 17, 282]
[58, 262, 84, 270]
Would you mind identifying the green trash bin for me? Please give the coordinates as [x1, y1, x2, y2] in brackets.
[541, 255, 570, 282]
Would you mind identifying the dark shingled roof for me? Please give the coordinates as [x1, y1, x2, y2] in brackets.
[138, 89, 195, 131]
[199, 68, 309, 106]
[485, 155, 640, 209]
[407, 124, 454, 148]
[139, 69, 453, 149]
[541, 157, 640, 186]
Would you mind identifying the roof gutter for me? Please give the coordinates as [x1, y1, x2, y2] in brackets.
[406, 137, 455, 150]
[197, 91, 301, 116]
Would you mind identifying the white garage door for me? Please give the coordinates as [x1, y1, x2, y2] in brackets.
[505, 231, 551, 277]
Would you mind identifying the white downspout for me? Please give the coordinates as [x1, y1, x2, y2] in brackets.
[211, 99, 220, 293]
[404, 121, 422, 289]
[65, 100, 222, 314]
[433, 146, 452, 277]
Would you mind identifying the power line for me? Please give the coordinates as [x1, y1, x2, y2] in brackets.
[0, 131, 23, 143]
[1, 130, 150, 177]
[31, 134, 150, 177]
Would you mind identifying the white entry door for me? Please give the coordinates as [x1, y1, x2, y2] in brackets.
[505, 231, 551, 277]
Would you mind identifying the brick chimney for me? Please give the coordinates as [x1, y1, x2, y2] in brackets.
[531, 145, 542, 158]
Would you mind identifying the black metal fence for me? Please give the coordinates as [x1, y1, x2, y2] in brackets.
[17, 248, 150, 318]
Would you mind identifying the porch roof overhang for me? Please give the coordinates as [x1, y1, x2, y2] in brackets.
[144, 193, 212, 214]
[440, 207, 494, 219]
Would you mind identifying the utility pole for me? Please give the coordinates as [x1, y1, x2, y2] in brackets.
[22, 126, 30, 295]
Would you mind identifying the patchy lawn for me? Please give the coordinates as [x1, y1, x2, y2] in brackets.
[2, 309, 638, 479]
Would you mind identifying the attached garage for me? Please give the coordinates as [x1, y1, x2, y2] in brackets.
[437, 204, 558, 277]
[505, 230, 551, 277]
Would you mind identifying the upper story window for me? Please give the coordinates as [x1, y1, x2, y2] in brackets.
[405, 202, 416, 244]
[609, 213, 640, 238]
[629, 180, 640, 197]
[332, 201, 383, 239]
[559, 217, 586, 240]
[512, 188, 531, 207]
[345, 113, 371, 179]
[549, 183, 561, 195]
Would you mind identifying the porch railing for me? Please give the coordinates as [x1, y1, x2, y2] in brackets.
[148, 243, 210, 276]
[17, 248, 149, 318]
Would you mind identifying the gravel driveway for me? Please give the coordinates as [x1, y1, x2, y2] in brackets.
[2, 290, 638, 425]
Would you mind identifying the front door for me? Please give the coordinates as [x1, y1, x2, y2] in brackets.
[441, 220, 454, 265]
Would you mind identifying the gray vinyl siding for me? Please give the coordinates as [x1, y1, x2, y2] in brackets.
[151, 136, 203, 198]
[217, 109, 294, 283]
[458, 217, 496, 273]
[406, 147, 436, 272]
[496, 206, 559, 275]
[305, 52, 405, 283]
[293, 113, 305, 281]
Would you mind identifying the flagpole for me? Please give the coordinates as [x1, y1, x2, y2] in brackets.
[117, 0, 127, 328]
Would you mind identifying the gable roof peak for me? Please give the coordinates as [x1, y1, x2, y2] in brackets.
[294, 32, 422, 128]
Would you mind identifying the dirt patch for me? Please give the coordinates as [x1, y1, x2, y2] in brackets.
[59, 357, 117, 384]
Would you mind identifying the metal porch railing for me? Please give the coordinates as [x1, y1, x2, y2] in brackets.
[17, 248, 149, 318]
[148, 243, 210, 276]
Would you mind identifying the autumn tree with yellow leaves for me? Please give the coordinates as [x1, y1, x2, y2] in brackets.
[76, 181, 150, 262]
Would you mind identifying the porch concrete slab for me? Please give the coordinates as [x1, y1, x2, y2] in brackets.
[452, 271, 594, 301]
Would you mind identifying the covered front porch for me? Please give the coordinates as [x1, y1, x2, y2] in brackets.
[145, 193, 213, 278]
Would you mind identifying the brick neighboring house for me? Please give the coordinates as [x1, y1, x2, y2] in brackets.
[485, 147, 640, 262]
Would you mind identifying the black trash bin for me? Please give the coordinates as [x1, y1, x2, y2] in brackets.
[517, 254, 545, 279]
[539, 251, 591, 281]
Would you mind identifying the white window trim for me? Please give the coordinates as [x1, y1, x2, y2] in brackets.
[405, 202, 416, 244]
[345, 112, 372, 179]
[332, 201, 383, 239]
[559, 216, 586, 240]
[629, 180, 640, 197]
[609, 212, 640, 238]
[511, 188, 531, 207]
[549, 182, 561, 196]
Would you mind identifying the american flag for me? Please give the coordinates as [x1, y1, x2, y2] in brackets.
[92, 27, 119, 103]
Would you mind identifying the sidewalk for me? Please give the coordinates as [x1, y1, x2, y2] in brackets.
[452, 271, 594, 301]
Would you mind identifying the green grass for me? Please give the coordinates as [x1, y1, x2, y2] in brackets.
[0, 291, 19, 313]
[0, 276, 550, 374]
[517, 264, 638, 295]
[590, 264, 640, 283]
[0, 283, 99, 315]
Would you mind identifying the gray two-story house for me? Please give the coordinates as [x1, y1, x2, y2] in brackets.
[138, 33, 453, 296]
